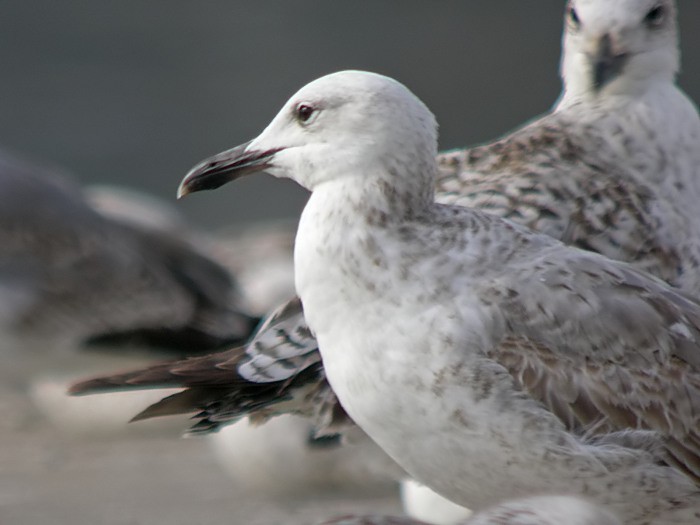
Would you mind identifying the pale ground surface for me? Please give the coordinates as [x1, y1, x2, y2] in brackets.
[0, 348, 401, 525]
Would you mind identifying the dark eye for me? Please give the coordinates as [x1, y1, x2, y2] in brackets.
[644, 5, 665, 27]
[295, 103, 316, 124]
[567, 6, 581, 30]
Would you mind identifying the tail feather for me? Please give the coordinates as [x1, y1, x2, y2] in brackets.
[68, 347, 247, 395]
[129, 387, 230, 422]
[68, 345, 341, 434]
[68, 296, 350, 435]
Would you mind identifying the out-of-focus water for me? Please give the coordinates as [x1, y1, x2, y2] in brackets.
[2, 1, 698, 228]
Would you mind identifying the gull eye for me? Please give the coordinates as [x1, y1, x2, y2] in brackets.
[567, 6, 581, 31]
[644, 5, 665, 27]
[295, 103, 317, 125]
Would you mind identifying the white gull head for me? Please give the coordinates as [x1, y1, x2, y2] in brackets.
[179, 70, 438, 212]
[560, 0, 678, 99]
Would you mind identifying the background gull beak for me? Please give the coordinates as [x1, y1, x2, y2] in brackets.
[177, 141, 284, 198]
[590, 33, 629, 91]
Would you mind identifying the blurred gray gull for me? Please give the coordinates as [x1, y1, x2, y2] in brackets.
[0, 151, 258, 353]
[171, 69, 700, 523]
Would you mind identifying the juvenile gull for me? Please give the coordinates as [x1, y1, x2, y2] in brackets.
[69, 0, 700, 519]
[438, 0, 700, 291]
[173, 69, 700, 523]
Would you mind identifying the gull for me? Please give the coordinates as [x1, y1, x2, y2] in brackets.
[69, 0, 700, 520]
[438, 0, 700, 291]
[0, 150, 257, 352]
[318, 495, 621, 525]
[171, 69, 700, 523]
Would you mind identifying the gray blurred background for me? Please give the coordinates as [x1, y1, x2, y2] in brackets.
[2, 0, 699, 230]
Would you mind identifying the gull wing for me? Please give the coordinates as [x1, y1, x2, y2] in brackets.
[436, 111, 693, 291]
[478, 245, 700, 481]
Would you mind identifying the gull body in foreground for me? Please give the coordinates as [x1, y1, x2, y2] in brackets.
[70, 0, 700, 521]
[171, 70, 700, 523]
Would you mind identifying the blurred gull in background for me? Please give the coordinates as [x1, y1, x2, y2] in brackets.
[0, 150, 258, 354]
[0, 149, 274, 439]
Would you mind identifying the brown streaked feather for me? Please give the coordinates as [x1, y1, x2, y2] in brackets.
[498, 340, 700, 482]
[130, 387, 230, 421]
[69, 346, 248, 394]
[436, 111, 700, 294]
[485, 249, 700, 483]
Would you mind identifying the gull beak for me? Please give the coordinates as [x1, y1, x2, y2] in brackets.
[590, 33, 629, 91]
[177, 141, 284, 199]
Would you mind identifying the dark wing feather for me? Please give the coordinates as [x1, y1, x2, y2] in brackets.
[70, 297, 348, 434]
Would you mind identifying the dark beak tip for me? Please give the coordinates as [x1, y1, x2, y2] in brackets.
[176, 166, 204, 199]
[176, 141, 283, 198]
